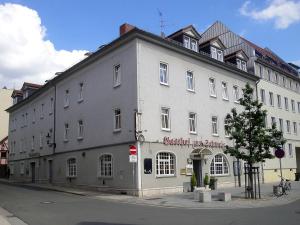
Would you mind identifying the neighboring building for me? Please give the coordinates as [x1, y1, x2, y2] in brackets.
[199, 21, 300, 182]
[0, 87, 13, 140]
[6, 22, 298, 196]
[0, 136, 8, 177]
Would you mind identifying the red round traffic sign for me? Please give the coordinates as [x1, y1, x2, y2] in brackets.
[129, 145, 137, 155]
[275, 148, 285, 159]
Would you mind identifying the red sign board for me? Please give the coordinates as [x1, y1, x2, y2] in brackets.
[129, 145, 137, 155]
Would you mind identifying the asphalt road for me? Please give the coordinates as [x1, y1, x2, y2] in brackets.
[0, 183, 299, 225]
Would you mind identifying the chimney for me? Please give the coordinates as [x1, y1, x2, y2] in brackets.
[120, 23, 135, 36]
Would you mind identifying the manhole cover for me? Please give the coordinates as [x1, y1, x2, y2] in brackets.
[40, 201, 54, 204]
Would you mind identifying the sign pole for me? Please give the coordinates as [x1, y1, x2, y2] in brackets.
[279, 157, 283, 180]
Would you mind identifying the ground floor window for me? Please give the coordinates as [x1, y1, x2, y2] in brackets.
[156, 152, 175, 177]
[210, 154, 229, 175]
[67, 158, 77, 177]
[99, 154, 113, 177]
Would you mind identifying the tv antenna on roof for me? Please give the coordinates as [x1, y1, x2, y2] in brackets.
[157, 9, 165, 37]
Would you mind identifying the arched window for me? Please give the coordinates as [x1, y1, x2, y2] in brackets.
[156, 152, 175, 177]
[210, 154, 229, 175]
[67, 158, 77, 177]
[99, 154, 113, 177]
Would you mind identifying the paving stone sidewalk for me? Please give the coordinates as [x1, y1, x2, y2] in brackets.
[1, 178, 300, 209]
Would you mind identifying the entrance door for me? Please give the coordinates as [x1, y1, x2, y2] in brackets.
[31, 162, 36, 183]
[193, 160, 202, 187]
[48, 160, 53, 183]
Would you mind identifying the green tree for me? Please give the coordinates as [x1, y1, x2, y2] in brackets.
[225, 83, 285, 199]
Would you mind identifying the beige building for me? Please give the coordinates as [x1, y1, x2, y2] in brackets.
[0, 88, 13, 140]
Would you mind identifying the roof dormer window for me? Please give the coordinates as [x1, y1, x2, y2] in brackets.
[237, 58, 247, 72]
[211, 46, 223, 62]
[183, 36, 198, 52]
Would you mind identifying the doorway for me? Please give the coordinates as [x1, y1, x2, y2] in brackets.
[30, 162, 36, 183]
[193, 159, 202, 187]
[48, 160, 53, 183]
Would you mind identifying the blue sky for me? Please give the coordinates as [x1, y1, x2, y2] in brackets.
[0, 0, 299, 88]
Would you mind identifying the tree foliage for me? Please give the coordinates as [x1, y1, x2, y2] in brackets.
[224, 83, 285, 164]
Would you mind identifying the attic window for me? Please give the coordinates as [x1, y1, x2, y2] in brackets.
[183, 36, 198, 52]
[211, 46, 223, 62]
[237, 59, 247, 72]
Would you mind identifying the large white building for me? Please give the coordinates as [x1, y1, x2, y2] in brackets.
[7, 23, 300, 196]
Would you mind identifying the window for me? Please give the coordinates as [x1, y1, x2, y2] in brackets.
[271, 117, 276, 127]
[237, 59, 247, 71]
[50, 97, 54, 114]
[284, 97, 289, 110]
[209, 78, 216, 97]
[78, 120, 84, 139]
[31, 136, 34, 150]
[67, 158, 77, 177]
[274, 73, 278, 83]
[64, 90, 70, 108]
[113, 109, 121, 131]
[20, 162, 25, 175]
[259, 65, 263, 78]
[224, 119, 229, 137]
[221, 82, 229, 100]
[293, 122, 297, 135]
[159, 63, 168, 85]
[241, 61, 247, 72]
[298, 102, 300, 113]
[210, 154, 229, 175]
[183, 36, 190, 48]
[283, 76, 286, 87]
[269, 92, 274, 106]
[288, 144, 293, 158]
[277, 95, 282, 108]
[211, 46, 223, 62]
[161, 108, 170, 130]
[233, 86, 239, 102]
[64, 123, 69, 141]
[286, 120, 291, 133]
[156, 152, 175, 177]
[189, 113, 196, 133]
[25, 113, 28, 126]
[191, 39, 198, 52]
[32, 108, 36, 124]
[291, 100, 295, 112]
[212, 116, 218, 135]
[279, 118, 284, 132]
[78, 83, 84, 101]
[99, 154, 113, 177]
[113, 64, 121, 87]
[260, 89, 266, 104]
[267, 69, 271, 81]
[9, 164, 14, 175]
[186, 71, 194, 91]
[39, 132, 43, 148]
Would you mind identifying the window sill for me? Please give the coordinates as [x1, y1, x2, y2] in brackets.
[212, 134, 219, 137]
[222, 98, 229, 101]
[187, 89, 195, 93]
[210, 95, 217, 98]
[225, 135, 230, 138]
[113, 83, 121, 88]
[78, 98, 84, 103]
[64, 139, 69, 143]
[113, 129, 121, 133]
[49, 112, 53, 116]
[160, 82, 169, 87]
[156, 174, 176, 178]
[64, 105, 69, 109]
[234, 101, 240, 104]
[77, 137, 84, 141]
[161, 128, 171, 132]
[189, 131, 197, 135]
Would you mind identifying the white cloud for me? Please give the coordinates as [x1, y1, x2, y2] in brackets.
[293, 60, 300, 66]
[240, 0, 300, 29]
[0, 3, 88, 89]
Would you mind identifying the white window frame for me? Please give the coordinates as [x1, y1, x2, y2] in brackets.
[284, 97, 289, 111]
[20, 161, 25, 175]
[64, 90, 70, 108]
[293, 122, 297, 135]
[78, 120, 84, 140]
[279, 118, 284, 133]
[291, 99, 295, 112]
[39, 132, 43, 149]
[159, 62, 168, 85]
[113, 64, 121, 87]
[64, 123, 69, 142]
[217, 49, 223, 62]
[161, 107, 170, 131]
[99, 154, 113, 178]
[66, 157, 77, 178]
[190, 39, 198, 52]
[78, 82, 84, 102]
[210, 154, 229, 176]
[241, 61, 247, 72]
[233, 86, 239, 103]
[113, 108, 121, 131]
[156, 152, 176, 177]
[269, 92, 274, 106]
[260, 89, 266, 104]
[189, 112, 197, 134]
[183, 36, 190, 49]
[277, 95, 282, 108]
[224, 118, 229, 137]
[186, 71, 194, 91]
[212, 116, 218, 136]
[288, 143, 293, 158]
[209, 78, 216, 97]
[286, 120, 291, 133]
[221, 82, 229, 100]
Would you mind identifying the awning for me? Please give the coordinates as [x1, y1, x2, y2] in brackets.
[190, 148, 213, 159]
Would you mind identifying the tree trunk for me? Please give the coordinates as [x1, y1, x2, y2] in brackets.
[249, 163, 254, 199]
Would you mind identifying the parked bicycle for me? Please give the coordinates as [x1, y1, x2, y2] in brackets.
[273, 176, 291, 197]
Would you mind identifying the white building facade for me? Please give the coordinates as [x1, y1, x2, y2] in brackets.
[7, 23, 298, 196]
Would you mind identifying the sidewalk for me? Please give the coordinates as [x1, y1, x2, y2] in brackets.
[1, 178, 300, 209]
[0, 206, 28, 225]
